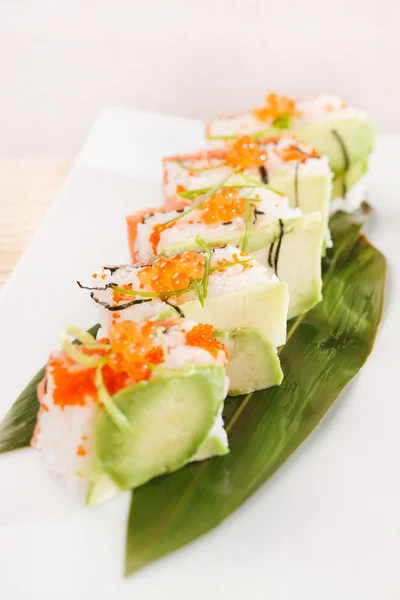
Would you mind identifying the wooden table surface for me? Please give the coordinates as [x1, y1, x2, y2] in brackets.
[0, 159, 71, 286]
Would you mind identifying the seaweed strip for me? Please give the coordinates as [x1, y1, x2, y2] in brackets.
[163, 298, 184, 318]
[259, 165, 269, 184]
[90, 293, 152, 312]
[273, 219, 285, 277]
[77, 280, 114, 292]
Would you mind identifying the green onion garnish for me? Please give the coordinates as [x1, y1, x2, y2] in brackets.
[272, 114, 292, 129]
[205, 130, 273, 142]
[190, 278, 205, 307]
[205, 134, 237, 141]
[60, 326, 109, 368]
[195, 235, 212, 299]
[162, 167, 240, 227]
[241, 202, 252, 253]
[95, 367, 135, 436]
[210, 258, 252, 272]
[109, 284, 191, 299]
[176, 160, 228, 172]
[240, 173, 285, 196]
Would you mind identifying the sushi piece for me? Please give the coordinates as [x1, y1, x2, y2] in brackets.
[206, 93, 375, 211]
[163, 134, 332, 226]
[32, 319, 230, 505]
[82, 246, 288, 392]
[125, 185, 324, 318]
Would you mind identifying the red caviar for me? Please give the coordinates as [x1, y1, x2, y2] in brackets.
[49, 319, 229, 409]
[277, 143, 319, 163]
[137, 251, 205, 293]
[185, 324, 228, 360]
[226, 136, 267, 169]
[202, 188, 247, 224]
[76, 445, 87, 457]
[149, 221, 175, 254]
[213, 252, 252, 272]
[252, 92, 300, 123]
[112, 283, 133, 304]
[49, 321, 162, 408]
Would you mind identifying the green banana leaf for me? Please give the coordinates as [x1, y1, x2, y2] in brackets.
[125, 210, 386, 576]
[0, 324, 101, 453]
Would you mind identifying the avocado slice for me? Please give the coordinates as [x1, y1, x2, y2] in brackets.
[86, 471, 122, 507]
[191, 407, 229, 461]
[214, 328, 283, 395]
[332, 157, 369, 200]
[158, 282, 289, 348]
[93, 365, 226, 492]
[295, 117, 375, 175]
[253, 217, 324, 319]
[268, 170, 332, 226]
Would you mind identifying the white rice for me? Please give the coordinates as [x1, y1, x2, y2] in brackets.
[33, 370, 100, 498]
[207, 94, 366, 141]
[164, 136, 330, 201]
[294, 95, 367, 126]
[135, 188, 301, 262]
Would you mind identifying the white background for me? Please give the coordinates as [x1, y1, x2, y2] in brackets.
[1, 0, 399, 156]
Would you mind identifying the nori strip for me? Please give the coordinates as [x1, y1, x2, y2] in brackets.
[102, 265, 125, 274]
[267, 240, 276, 269]
[259, 165, 269, 184]
[77, 280, 113, 292]
[163, 298, 184, 318]
[273, 219, 285, 277]
[253, 209, 265, 225]
[267, 219, 285, 276]
[90, 293, 153, 312]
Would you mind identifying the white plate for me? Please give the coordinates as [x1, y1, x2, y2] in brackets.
[0, 108, 399, 600]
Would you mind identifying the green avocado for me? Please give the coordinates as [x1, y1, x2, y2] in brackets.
[332, 157, 369, 199]
[86, 471, 122, 507]
[214, 328, 283, 395]
[190, 409, 229, 461]
[294, 117, 375, 175]
[158, 282, 289, 348]
[253, 216, 324, 319]
[268, 170, 332, 226]
[93, 365, 226, 493]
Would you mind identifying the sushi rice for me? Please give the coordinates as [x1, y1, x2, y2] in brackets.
[130, 187, 302, 263]
[206, 94, 368, 140]
[164, 135, 331, 206]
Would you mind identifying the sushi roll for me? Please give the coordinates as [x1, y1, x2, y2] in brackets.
[32, 318, 230, 505]
[206, 93, 375, 211]
[163, 134, 332, 226]
[125, 185, 324, 318]
[81, 246, 288, 393]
